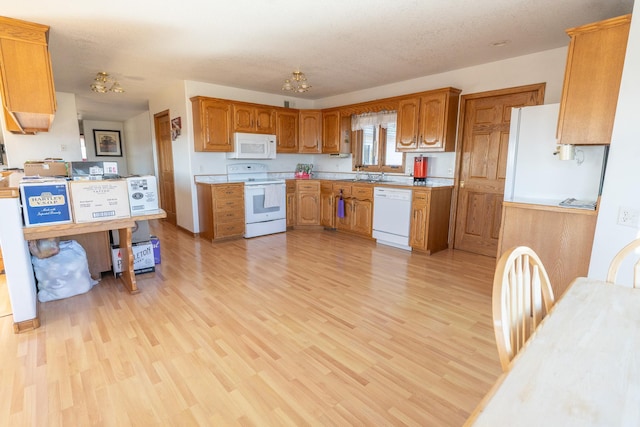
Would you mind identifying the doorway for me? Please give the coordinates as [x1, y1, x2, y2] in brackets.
[154, 110, 177, 226]
[452, 83, 545, 257]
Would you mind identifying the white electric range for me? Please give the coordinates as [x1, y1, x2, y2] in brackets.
[227, 163, 286, 238]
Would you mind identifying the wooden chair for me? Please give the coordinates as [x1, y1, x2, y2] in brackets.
[607, 238, 640, 287]
[492, 246, 555, 371]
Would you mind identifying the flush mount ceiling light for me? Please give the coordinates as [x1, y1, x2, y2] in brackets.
[490, 40, 511, 47]
[90, 72, 125, 93]
[282, 69, 312, 93]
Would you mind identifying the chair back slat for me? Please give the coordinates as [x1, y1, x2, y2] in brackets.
[607, 238, 640, 288]
[493, 246, 555, 371]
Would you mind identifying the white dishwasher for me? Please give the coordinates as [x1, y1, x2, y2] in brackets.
[372, 187, 413, 251]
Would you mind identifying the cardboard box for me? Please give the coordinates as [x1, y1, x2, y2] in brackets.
[24, 161, 69, 177]
[20, 180, 73, 226]
[151, 235, 161, 264]
[70, 161, 119, 180]
[111, 241, 155, 274]
[69, 179, 131, 223]
[111, 220, 150, 245]
[126, 175, 159, 213]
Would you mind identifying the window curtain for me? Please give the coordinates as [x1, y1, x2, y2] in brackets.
[351, 111, 397, 131]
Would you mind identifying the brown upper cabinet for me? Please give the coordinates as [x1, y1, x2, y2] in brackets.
[396, 87, 461, 152]
[191, 96, 233, 152]
[299, 110, 322, 153]
[0, 16, 56, 134]
[321, 109, 341, 154]
[232, 103, 276, 134]
[557, 14, 631, 146]
[275, 109, 299, 153]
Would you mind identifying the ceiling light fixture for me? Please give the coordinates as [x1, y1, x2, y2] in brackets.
[90, 72, 125, 93]
[282, 69, 311, 93]
[490, 40, 511, 47]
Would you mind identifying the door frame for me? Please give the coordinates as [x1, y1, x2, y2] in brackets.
[153, 109, 177, 226]
[448, 83, 546, 251]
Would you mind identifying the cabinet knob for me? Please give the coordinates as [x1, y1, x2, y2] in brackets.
[460, 180, 465, 188]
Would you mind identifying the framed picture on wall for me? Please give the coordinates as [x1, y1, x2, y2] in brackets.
[93, 129, 123, 157]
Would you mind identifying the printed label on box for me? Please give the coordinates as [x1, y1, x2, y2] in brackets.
[111, 241, 155, 274]
[69, 180, 131, 223]
[126, 176, 159, 213]
[20, 182, 73, 226]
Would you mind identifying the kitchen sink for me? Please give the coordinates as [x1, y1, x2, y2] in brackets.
[341, 179, 394, 183]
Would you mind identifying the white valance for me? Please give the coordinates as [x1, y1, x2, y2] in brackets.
[351, 111, 397, 131]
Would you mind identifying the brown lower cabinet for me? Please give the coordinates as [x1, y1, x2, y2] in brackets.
[286, 180, 297, 228]
[409, 186, 453, 254]
[197, 182, 245, 241]
[296, 181, 321, 226]
[497, 201, 597, 298]
[333, 184, 373, 238]
[283, 180, 454, 254]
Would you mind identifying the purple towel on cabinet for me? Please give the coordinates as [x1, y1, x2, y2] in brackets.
[337, 197, 345, 218]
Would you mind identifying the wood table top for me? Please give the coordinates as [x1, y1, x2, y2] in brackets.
[467, 277, 640, 426]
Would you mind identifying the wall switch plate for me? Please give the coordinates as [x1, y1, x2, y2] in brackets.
[617, 206, 640, 227]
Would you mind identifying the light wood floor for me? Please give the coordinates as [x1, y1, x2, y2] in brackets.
[0, 221, 501, 426]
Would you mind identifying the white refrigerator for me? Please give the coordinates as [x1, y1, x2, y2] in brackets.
[504, 103, 607, 207]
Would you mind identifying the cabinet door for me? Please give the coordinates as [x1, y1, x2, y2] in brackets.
[276, 110, 299, 153]
[322, 110, 340, 154]
[0, 18, 56, 133]
[299, 110, 322, 153]
[352, 199, 372, 236]
[255, 107, 276, 134]
[396, 98, 420, 150]
[192, 97, 233, 152]
[286, 180, 296, 227]
[320, 185, 335, 228]
[232, 104, 254, 132]
[335, 198, 353, 231]
[297, 191, 320, 225]
[409, 202, 428, 250]
[557, 15, 630, 145]
[418, 92, 447, 150]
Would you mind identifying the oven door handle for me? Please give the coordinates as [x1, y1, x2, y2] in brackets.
[245, 184, 284, 190]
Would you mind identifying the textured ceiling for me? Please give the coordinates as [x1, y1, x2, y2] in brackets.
[1, 0, 634, 121]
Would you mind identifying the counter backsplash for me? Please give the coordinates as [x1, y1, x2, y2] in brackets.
[194, 172, 453, 187]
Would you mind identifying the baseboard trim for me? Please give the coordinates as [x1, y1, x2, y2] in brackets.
[13, 317, 40, 334]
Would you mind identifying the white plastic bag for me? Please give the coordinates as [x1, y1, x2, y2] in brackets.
[32, 240, 98, 302]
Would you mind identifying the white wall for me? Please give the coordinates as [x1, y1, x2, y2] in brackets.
[317, 48, 568, 108]
[1, 92, 82, 167]
[124, 111, 154, 175]
[82, 120, 128, 176]
[589, 4, 640, 285]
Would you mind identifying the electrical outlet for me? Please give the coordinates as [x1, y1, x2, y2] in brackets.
[617, 206, 640, 227]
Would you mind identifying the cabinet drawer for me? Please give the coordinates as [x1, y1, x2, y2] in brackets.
[215, 210, 243, 223]
[214, 198, 244, 211]
[214, 184, 243, 199]
[215, 221, 245, 238]
[412, 190, 430, 203]
[352, 186, 373, 200]
[297, 181, 320, 191]
[321, 182, 333, 193]
[333, 183, 352, 197]
[286, 180, 296, 193]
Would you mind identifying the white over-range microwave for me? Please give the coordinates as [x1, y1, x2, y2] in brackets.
[227, 132, 277, 160]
